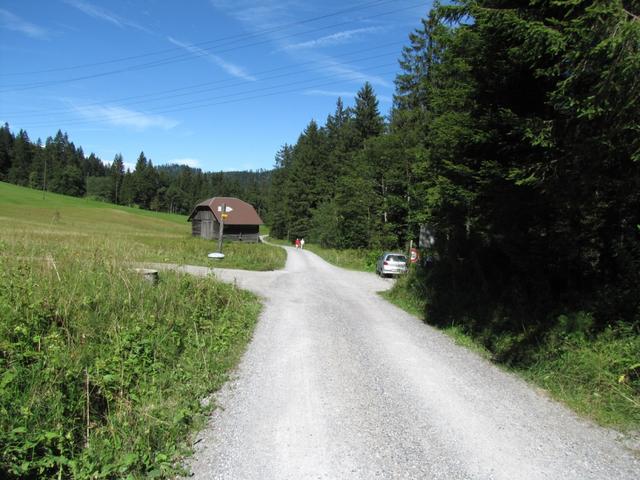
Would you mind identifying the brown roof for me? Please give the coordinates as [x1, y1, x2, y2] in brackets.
[187, 197, 263, 225]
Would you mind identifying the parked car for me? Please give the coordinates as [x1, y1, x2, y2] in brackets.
[376, 252, 408, 277]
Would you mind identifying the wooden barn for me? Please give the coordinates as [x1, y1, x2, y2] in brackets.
[187, 197, 263, 242]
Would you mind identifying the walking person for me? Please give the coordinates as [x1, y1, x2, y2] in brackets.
[295, 238, 300, 249]
[300, 238, 305, 250]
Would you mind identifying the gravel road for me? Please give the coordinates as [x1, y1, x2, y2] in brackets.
[162, 247, 639, 479]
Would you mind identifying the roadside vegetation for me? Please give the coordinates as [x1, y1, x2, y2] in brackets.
[0, 183, 274, 477]
[303, 244, 378, 272]
[265, 235, 380, 273]
[384, 272, 640, 431]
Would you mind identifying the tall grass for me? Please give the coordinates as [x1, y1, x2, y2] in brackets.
[0, 243, 261, 478]
[303, 244, 379, 272]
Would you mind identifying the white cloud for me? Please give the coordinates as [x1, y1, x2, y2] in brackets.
[283, 27, 382, 51]
[209, 1, 393, 90]
[319, 57, 392, 88]
[167, 37, 256, 82]
[71, 103, 178, 130]
[63, 0, 151, 33]
[168, 158, 201, 168]
[0, 9, 48, 39]
[209, 0, 302, 30]
[303, 89, 355, 98]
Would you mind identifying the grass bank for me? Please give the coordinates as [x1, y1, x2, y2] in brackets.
[0, 245, 261, 478]
[383, 274, 640, 431]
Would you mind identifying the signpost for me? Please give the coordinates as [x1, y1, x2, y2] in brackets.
[217, 203, 226, 254]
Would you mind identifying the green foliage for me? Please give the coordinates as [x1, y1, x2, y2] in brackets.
[523, 322, 640, 430]
[397, 0, 640, 358]
[304, 243, 379, 272]
[0, 126, 271, 218]
[0, 246, 261, 478]
[386, 278, 640, 429]
[268, 88, 404, 250]
[380, 269, 426, 318]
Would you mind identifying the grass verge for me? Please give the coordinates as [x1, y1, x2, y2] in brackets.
[302, 244, 378, 272]
[382, 273, 640, 431]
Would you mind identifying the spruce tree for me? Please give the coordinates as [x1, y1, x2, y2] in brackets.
[111, 154, 125, 204]
[0, 123, 13, 180]
[8, 130, 33, 186]
[353, 82, 384, 145]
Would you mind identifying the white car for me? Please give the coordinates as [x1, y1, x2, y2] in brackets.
[376, 252, 408, 277]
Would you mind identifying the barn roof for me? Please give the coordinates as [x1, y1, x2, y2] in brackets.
[187, 197, 263, 225]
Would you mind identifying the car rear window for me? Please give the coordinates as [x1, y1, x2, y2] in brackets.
[387, 255, 406, 262]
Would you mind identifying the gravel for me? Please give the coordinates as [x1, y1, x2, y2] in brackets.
[161, 248, 639, 479]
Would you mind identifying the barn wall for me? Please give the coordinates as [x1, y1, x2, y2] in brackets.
[191, 209, 218, 240]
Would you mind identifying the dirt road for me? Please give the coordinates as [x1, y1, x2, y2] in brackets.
[169, 247, 638, 479]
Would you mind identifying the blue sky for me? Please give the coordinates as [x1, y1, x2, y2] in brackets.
[0, 1, 432, 172]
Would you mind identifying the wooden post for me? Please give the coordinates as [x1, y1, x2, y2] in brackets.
[217, 202, 226, 253]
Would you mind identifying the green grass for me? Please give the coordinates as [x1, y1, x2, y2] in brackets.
[264, 235, 381, 271]
[520, 325, 640, 430]
[0, 182, 285, 271]
[0, 250, 261, 478]
[303, 244, 379, 272]
[0, 183, 277, 478]
[382, 273, 640, 431]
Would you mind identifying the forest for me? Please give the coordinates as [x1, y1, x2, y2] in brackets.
[1, 0, 639, 362]
[0, 125, 270, 218]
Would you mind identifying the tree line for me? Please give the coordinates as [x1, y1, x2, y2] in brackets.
[267, 0, 640, 359]
[0, 125, 270, 218]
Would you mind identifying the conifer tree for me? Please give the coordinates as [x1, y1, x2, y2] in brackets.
[111, 154, 125, 204]
[0, 123, 13, 180]
[8, 130, 33, 186]
[353, 82, 384, 145]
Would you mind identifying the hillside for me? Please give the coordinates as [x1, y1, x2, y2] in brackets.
[0, 182, 284, 270]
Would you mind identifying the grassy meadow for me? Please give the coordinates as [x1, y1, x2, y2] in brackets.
[0, 182, 285, 271]
[0, 182, 281, 478]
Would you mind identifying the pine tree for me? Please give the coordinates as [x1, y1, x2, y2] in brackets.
[0, 123, 13, 180]
[287, 121, 330, 238]
[8, 130, 33, 186]
[353, 82, 384, 146]
[268, 145, 293, 239]
[111, 154, 125, 204]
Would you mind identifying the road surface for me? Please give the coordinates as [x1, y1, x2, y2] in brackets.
[162, 247, 639, 479]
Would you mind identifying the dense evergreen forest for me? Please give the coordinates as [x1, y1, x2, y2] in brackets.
[267, 0, 640, 361]
[0, 125, 270, 218]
